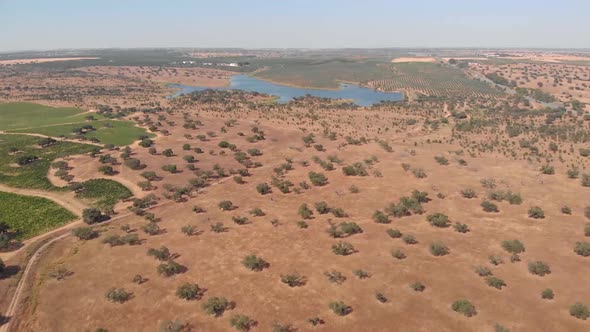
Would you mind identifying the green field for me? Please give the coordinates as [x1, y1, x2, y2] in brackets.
[10, 120, 152, 146]
[0, 191, 77, 240]
[0, 102, 152, 146]
[0, 102, 103, 131]
[76, 179, 133, 210]
[0, 134, 95, 190]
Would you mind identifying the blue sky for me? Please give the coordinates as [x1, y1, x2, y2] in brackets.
[0, 0, 589, 51]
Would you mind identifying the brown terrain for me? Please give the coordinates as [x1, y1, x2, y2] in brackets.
[1, 56, 590, 332]
[77, 66, 232, 88]
[0, 64, 232, 108]
[473, 62, 590, 106]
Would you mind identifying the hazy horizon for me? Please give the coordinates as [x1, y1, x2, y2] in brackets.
[1, 0, 589, 52]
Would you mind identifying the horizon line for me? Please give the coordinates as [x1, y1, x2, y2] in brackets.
[2, 46, 590, 54]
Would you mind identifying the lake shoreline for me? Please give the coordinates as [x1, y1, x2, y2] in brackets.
[167, 75, 404, 106]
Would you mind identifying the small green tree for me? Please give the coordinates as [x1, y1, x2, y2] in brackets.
[83, 208, 105, 224]
[392, 249, 406, 259]
[329, 301, 350, 316]
[501, 240, 525, 254]
[528, 206, 545, 219]
[373, 210, 389, 224]
[324, 270, 346, 284]
[280, 273, 305, 287]
[528, 261, 551, 276]
[249, 208, 264, 217]
[410, 282, 425, 292]
[298, 204, 313, 219]
[427, 213, 450, 228]
[332, 241, 355, 255]
[315, 201, 330, 214]
[105, 288, 131, 303]
[402, 234, 417, 244]
[98, 165, 115, 175]
[147, 246, 171, 261]
[339, 222, 362, 235]
[430, 242, 449, 256]
[453, 223, 469, 233]
[229, 314, 253, 331]
[72, 227, 98, 240]
[575, 241, 590, 257]
[387, 229, 402, 238]
[461, 189, 477, 198]
[452, 299, 477, 317]
[211, 222, 227, 233]
[541, 288, 554, 300]
[242, 255, 267, 271]
[202, 297, 229, 316]
[181, 224, 197, 236]
[256, 183, 271, 195]
[570, 303, 589, 320]
[308, 172, 328, 186]
[142, 222, 160, 235]
[475, 266, 492, 277]
[176, 283, 203, 301]
[481, 200, 499, 213]
[218, 200, 234, 211]
[157, 261, 184, 277]
[486, 277, 506, 289]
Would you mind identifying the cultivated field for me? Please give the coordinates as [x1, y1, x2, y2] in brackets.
[0, 191, 76, 240]
[252, 59, 392, 89]
[367, 63, 505, 99]
[0, 102, 152, 146]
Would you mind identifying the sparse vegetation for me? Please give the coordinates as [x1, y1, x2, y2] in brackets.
[452, 299, 476, 317]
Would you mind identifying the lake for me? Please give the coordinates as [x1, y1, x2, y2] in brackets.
[169, 75, 404, 106]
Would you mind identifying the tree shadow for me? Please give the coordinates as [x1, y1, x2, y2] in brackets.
[0, 315, 10, 326]
[0, 238, 24, 253]
[0, 265, 21, 279]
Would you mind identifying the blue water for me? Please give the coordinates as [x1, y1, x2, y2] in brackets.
[169, 75, 404, 106]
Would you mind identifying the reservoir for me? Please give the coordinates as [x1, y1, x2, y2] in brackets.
[169, 75, 404, 106]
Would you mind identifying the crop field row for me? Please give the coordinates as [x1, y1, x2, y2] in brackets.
[253, 59, 393, 89]
[367, 63, 505, 99]
[0, 134, 95, 190]
[76, 179, 133, 210]
[0, 191, 76, 239]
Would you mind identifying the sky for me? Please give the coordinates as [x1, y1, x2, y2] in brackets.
[1, 0, 589, 51]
